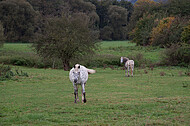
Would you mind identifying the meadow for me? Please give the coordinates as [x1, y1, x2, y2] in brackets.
[0, 41, 190, 125]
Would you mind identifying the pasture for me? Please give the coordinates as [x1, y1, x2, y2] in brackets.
[0, 66, 190, 125]
[0, 41, 190, 125]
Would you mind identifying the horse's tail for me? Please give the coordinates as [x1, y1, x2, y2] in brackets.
[87, 69, 96, 74]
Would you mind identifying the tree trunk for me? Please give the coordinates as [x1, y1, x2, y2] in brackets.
[63, 61, 70, 71]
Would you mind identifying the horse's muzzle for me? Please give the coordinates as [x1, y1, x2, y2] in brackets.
[74, 79, 77, 83]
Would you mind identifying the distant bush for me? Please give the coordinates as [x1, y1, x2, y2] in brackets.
[0, 52, 55, 68]
[181, 22, 190, 44]
[127, 52, 149, 67]
[161, 44, 190, 66]
[73, 54, 120, 68]
[0, 65, 28, 81]
[150, 17, 189, 47]
[130, 14, 156, 46]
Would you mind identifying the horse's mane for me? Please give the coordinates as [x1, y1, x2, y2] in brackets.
[123, 57, 129, 64]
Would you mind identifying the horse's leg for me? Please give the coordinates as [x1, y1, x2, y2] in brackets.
[128, 65, 130, 77]
[125, 67, 128, 77]
[131, 65, 134, 77]
[76, 85, 79, 102]
[81, 83, 86, 103]
[73, 83, 78, 103]
[81, 88, 83, 102]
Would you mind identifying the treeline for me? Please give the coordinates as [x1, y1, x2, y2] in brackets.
[0, 0, 190, 46]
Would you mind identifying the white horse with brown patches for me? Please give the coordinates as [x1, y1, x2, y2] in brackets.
[120, 57, 134, 77]
[69, 64, 96, 103]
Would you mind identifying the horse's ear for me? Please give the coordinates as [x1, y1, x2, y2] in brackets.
[78, 65, 80, 69]
[73, 65, 76, 68]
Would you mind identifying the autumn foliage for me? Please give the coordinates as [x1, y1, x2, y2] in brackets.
[150, 17, 175, 47]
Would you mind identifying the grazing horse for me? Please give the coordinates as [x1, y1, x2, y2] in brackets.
[69, 64, 96, 103]
[120, 57, 134, 77]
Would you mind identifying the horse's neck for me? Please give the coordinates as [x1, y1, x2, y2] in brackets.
[123, 58, 128, 64]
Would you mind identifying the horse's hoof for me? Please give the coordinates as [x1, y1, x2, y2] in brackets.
[83, 99, 87, 103]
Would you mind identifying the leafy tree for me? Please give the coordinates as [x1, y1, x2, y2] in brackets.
[91, 0, 111, 30]
[181, 22, 190, 44]
[33, 14, 98, 71]
[27, 0, 65, 17]
[150, 17, 175, 46]
[150, 17, 188, 47]
[65, 0, 99, 29]
[112, 0, 133, 22]
[128, 0, 160, 32]
[100, 26, 113, 40]
[108, 5, 128, 40]
[165, 0, 190, 17]
[0, 0, 41, 42]
[130, 14, 156, 46]
[161, 43, 190, 66]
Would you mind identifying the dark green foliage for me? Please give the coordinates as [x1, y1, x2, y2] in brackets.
[0, 65, 13, 80]
[82, 54, 120, 68]
[181, 22, 190, 44]
[151, 17, 189, 47]
[108, 5, 128, 40]
[128, 52, 148, 67]
[27, 0, 65, 17]
[166, 0, 190, 17]
[65, 0, 99, 31]
[128, 0, 160, 33]
[85, 0, 133, 40]
[0, 0, 41, 42]
[33, 14, 98, 70]
[130, 15, 156, 46]
[161, 44, 190, 66]
[100, 26, 113, 40]
[0, 65, 28, 81]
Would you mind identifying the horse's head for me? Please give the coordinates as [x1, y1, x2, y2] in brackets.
[73, 64, 80, 83]
[120, 57, 124, 63]
[121, 57, 129, 64]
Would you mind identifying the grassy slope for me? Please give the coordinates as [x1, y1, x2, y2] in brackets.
[1, 41, 163, 65]
[98, 41, 164, 63]
[1, 43, 32, 52]
[0, 42, 190, 125]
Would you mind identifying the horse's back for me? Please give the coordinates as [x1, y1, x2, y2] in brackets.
[125, 60, 134, 67]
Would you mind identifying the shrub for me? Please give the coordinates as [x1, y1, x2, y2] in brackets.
[0, 65, 28, 81]
[77, 54, 120, 68]
[0, 65, 13, 80]
[130, 14, 156, 46]
[161, 43, 190, 66]
[181, 22, 190, 44]
[151, 17, 188, 47]
[128, 52, 148, 67]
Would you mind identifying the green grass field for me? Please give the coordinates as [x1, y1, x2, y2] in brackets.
[0, 66, 189, 125]
[98, 41, 163, 63]
[0, 41, 190, 125]
[1, 43, 33, 52]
